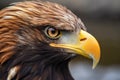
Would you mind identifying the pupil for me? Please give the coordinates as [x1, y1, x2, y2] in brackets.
[50, 28, 56, 34]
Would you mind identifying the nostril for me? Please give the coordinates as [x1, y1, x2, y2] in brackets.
[80, 38, 87, 41]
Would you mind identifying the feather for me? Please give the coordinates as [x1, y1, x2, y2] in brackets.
[0, 1, 86, 80]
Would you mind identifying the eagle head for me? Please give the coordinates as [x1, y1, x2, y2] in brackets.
[0, 1, 100, 80]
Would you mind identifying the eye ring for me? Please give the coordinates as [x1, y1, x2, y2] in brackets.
[44, 26, 61, 39]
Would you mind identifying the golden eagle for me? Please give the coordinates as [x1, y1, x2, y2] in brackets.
[0, 1, 100, 80]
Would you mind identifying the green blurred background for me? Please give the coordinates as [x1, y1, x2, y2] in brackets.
[0, 0, 120, 79]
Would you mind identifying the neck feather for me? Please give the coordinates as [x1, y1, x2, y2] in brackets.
[1, 58, 74, 80]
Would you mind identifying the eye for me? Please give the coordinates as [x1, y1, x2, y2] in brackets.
[44, 26, 61, 39]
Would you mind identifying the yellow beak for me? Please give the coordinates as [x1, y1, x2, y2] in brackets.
[50, 30, 100, 69]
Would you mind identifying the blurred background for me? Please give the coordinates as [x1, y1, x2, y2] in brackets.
[0, 0, 120, 80]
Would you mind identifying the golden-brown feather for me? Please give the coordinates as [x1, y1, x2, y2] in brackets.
[0, 0, 86, 74]
[0, 1, 87, 80]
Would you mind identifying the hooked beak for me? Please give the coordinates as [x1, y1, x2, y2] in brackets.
[50, 30, 100, 69]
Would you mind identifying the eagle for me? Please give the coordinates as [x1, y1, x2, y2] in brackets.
[0, 1, 100, 80]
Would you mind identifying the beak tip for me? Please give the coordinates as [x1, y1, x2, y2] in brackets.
[92, 63, 96, 69]
[92, 58, 100, 69]
[89, 53, 100, 69]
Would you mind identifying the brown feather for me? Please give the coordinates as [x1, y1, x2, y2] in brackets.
[0, 1, 86, 80]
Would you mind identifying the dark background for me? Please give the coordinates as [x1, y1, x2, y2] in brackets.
[0, 0, 120, 80]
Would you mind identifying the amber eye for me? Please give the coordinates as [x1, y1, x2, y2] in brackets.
[45, 27, 61, 39]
